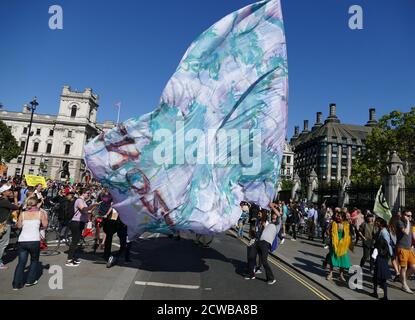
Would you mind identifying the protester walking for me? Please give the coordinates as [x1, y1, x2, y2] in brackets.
[326, 211, 352, 282]
[358, 214, 377, 272]
[12, 197, 48, 289]
[389, 212, 401, 281]
[395, 210, 415, 293]
[307, 204, 318, 241]
[372, 218, 393, 300]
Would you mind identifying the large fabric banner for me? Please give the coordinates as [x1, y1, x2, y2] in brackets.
[84, 0, 288, 237]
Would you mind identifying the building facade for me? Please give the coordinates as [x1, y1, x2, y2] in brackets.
[0, 86, 115, 182]
[280, 139, 294, 180]
[290, 104, 378, 184]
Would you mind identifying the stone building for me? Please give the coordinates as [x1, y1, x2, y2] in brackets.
[280, 139, 294, 180]
[0, 86, 115, 182]
[290, 104, 378, 184]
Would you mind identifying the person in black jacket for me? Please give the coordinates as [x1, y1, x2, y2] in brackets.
[58, 192, 75, 240]
[288, 204, 300, 241]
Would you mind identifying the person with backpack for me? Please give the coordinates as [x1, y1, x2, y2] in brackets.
[372, 217, 393, 300]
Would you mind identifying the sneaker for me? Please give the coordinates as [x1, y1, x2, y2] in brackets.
[25, 280, 38, 287]
[255, 269, 262, 275]
[244, 275, 256, 280]
[12, 287, 21, 291]
[106, 256, 115, 268]
[267, 280, 276, 285]
[402, 285, 414, 294]
[0, 263, 8, 270]
[291, 238, 296, 241]
[73, 259, 81, 265]
[324, 245, 329, 250]
[280, 238, 285, 245]
[65, 261, 79, 267]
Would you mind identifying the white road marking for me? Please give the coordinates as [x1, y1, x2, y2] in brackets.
[135, 281, 200, 290]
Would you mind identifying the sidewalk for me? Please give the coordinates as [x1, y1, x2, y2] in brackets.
[269, 232, 415, 300]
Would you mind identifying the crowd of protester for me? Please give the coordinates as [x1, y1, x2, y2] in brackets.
[1, 174, 414, 298]
[0, 176, 132, 290]
[238, 199, 414, 300]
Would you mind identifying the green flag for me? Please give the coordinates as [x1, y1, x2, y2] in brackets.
[373, 185, 392, 223]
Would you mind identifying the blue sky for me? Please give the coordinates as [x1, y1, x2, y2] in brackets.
[0, 0, 414, 138]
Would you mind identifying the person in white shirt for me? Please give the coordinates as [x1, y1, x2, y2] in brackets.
[12, 197, 48, 289]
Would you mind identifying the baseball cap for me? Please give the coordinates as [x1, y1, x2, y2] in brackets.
[0, 184, 12, 193]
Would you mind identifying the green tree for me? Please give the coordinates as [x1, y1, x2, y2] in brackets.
[0, 120, 21, 164]
[281, 179, 293, 191]
[351, 108, 415, 186]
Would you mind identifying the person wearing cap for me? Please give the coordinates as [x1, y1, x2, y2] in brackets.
[0, 184, 21, 270]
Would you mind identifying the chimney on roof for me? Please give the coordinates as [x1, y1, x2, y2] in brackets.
[312, 112, 323, 130]
[291, 126, 300, 144]
[317, 112, 323, 124]
[325, 103, 340, 124]
[366, 108, 378, 127]
[303, 120, 309, 133]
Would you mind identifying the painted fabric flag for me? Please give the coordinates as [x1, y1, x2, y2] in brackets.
[84, 0, 288, 237]
[373, 186, 392, 223]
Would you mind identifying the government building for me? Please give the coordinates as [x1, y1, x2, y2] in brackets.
[290, 104, 378, 184]
[0, 86, 115, 182]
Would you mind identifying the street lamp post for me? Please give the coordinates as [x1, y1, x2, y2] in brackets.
[21, 97, 38, 180]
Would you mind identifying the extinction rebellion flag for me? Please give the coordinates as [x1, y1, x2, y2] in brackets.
[373, 185, 392, 223]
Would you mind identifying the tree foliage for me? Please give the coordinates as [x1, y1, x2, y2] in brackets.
[281, 179, 293, 191]
[0, 120, 21, 164]
[351, 108, 415, 186]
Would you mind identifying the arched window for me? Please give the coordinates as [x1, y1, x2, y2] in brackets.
[70, 105, 77, 118]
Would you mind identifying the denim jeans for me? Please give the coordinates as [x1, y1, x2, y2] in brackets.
[237, 221, 245, 237]
[12, 241, 40, 288]
[0, 224, 11, 264]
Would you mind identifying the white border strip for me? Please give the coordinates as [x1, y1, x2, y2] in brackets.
[135, 281, 200, 290]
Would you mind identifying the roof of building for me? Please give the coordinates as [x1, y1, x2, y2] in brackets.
[292, 121, 373, 148]
[0, 109, 112, 128]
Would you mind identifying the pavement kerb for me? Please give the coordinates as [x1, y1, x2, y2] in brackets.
[230, 228, 355, 300]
